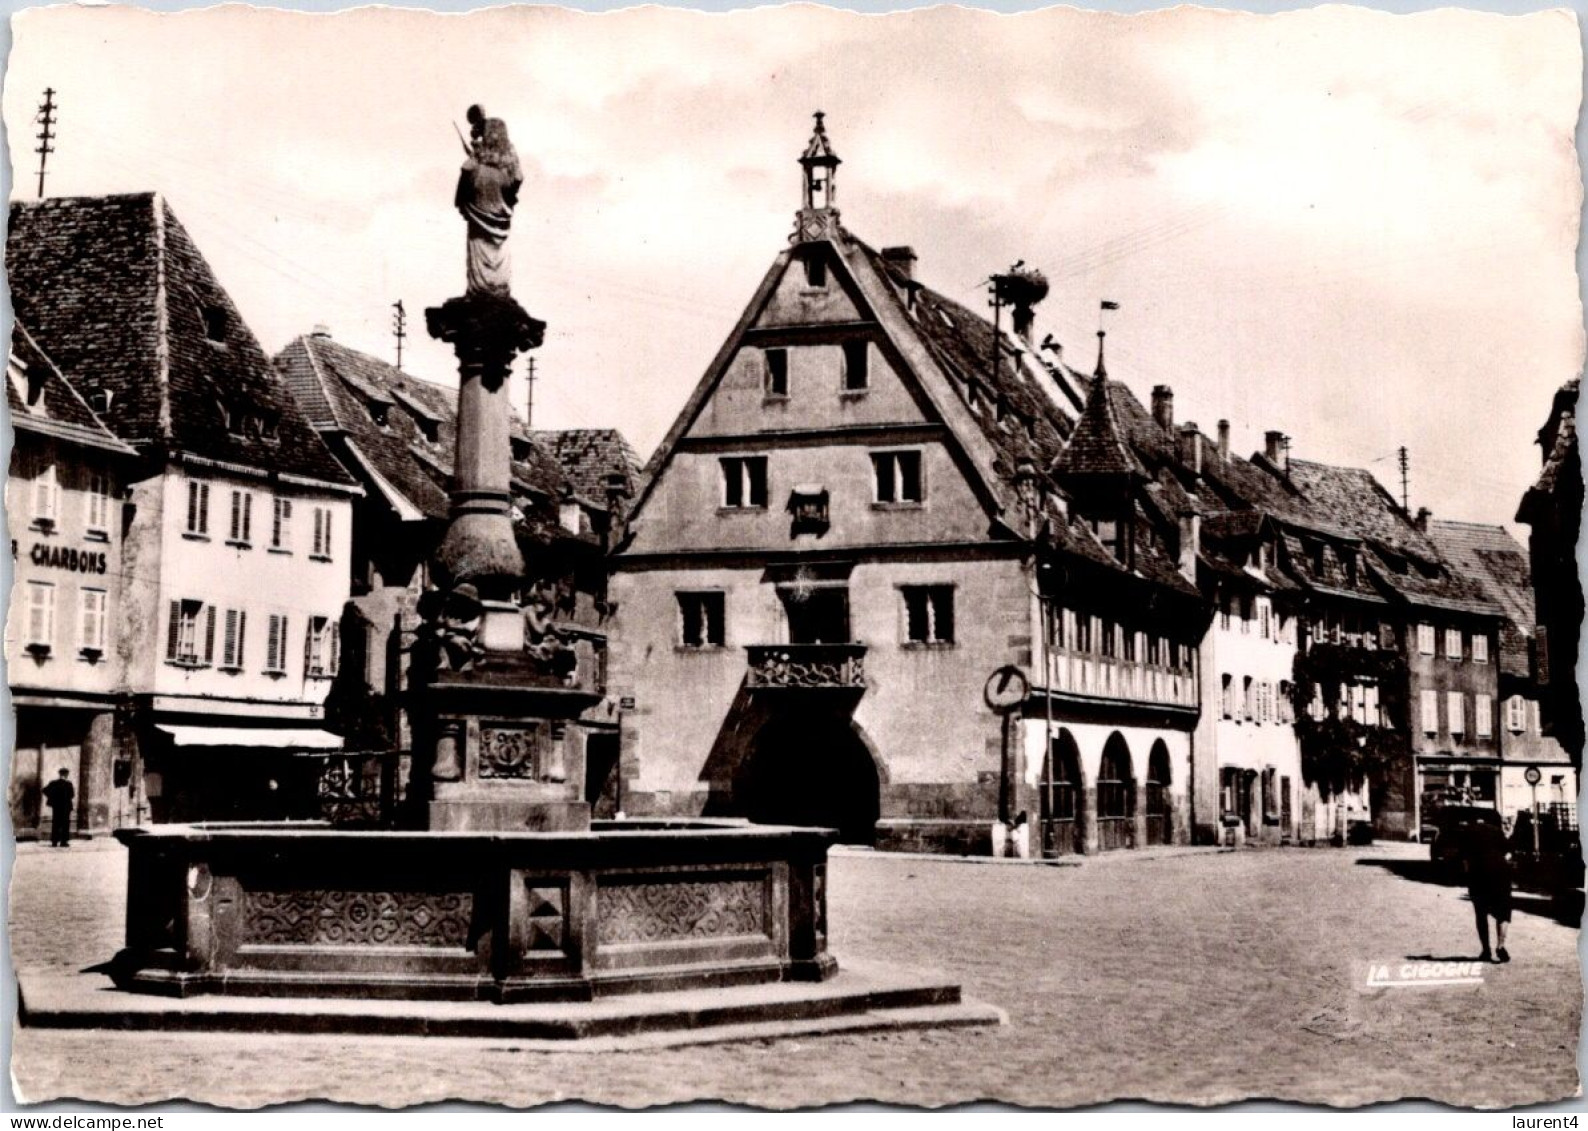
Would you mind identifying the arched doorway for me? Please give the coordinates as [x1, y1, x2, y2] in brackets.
[741, 716, 880, 845]
[1096, 733, 1136, 851]
[1145, 740, 1172, 846]
[1039, 730, 1083, 857]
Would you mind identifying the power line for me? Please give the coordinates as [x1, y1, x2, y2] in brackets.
[34, 88, 56, 199]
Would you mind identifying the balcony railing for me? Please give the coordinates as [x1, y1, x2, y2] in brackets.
[746, 643, 867, 690]
[1040, 649, 1198, 709]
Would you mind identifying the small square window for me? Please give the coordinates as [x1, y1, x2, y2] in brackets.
[720, 457, 768, 509]
[677, 592, 726, 647]
[872, 451, 923, 504]
[901, 585, 954, 645]
[804, 254, 827, 288]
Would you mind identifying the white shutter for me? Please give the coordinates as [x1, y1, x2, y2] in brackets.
[1476, 695, 1493, 739]
[1447, 691, 1464, 735]
[1421, 689, 1438, 733]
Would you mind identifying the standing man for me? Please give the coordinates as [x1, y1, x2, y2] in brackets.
[1462, 815, 1513, 963]
[41, 767, 74, 848]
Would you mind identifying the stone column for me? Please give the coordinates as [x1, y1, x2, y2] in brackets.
[425, 292, 545, 651]
[1078, 783, 1097, 855]
[79, 710, 116, 835]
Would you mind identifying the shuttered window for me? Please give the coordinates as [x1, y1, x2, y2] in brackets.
[1421, 689, 1439, 733]
[165, 600, 214, 665]
[221, 608, 248, 670]
[186, 481, 210, 536]
[78, 588, 107, 652]
[1447, 691, 1465, 736]
[228, 490, 253, 545]
[32, 463, 58, 525]
[311, 507, 334, 559]
[1475, 694, 1493, 739]
[272, 497, 293, 551]
[265, 614, 289, 674]
[26, 582, 55, 648]
[304, 616, 338, 676]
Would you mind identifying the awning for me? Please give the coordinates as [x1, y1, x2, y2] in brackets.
[156, 725, 344, 751]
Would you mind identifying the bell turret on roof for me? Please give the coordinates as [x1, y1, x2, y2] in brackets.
[793, 111, 843, 244]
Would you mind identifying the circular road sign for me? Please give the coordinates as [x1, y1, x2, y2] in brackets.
[984, 665, 1030, 714]
[1525, 766, 1543, 786]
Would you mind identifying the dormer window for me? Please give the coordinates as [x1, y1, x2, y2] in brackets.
[369, 401, 389, 428]
[201, 304, 228, 345]
[88, 388, 113, 415]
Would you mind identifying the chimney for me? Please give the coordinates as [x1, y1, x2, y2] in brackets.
[1217, 419, 1230, 463]
[1152, 385, 1174, 431]
[880, 246, 917, 281]
[1178, 504, 1201, 585]
[1265, 430, 1287, 471]
[1415, 506, 1431, 531]
[1012, 306, 1036, 345]
[1094, 330, 1108, 379]
[311, 324, 332, 339]
[1178, 422, 1202, 476]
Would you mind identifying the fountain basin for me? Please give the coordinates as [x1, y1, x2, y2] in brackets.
[111, 819, 837, 1003]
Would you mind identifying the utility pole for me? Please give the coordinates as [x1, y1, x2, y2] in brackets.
[1397, 446, 1410, 514]
[391, 301, 407, 369]
[34, 88, 56, 200]
[524, 357, 536, 429]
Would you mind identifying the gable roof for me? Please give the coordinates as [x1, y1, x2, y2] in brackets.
[275, 332, 569, 522]
[1281, 458, 1498, 618]
[531, 428, 644, 508]
[7, 194, 355, 491]
[627, 228, 1079, 532]
[1425, 519, 1537, 677]
[8, 321, 136, 456]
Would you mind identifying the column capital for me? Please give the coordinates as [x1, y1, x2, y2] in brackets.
[425, 293, 546, 390]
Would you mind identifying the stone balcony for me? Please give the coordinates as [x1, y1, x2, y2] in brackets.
[745, 644, 868, 691]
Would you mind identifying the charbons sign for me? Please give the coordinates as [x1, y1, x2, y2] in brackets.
[29, 542, 109, 575]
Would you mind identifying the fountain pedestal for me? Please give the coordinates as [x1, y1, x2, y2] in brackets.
[418, 292, 598, 835]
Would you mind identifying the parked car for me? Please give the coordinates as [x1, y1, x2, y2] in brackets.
[1426, 804, 1503, 875]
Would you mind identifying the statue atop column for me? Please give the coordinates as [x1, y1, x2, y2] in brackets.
[424, 105, 543, 649]
[454, 106, 523, 297]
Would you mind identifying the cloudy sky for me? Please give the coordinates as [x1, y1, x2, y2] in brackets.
[4, 4, 1581, 529]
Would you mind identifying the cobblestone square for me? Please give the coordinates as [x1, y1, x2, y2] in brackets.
[9, 841, 1580, 1108]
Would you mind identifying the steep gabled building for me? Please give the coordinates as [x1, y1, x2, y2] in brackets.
[1273, 456, 1503, 837]
[7, 193, 365, 822]
[6, 321, 138, 837]
[1427, 519, 1577, 819]
[609, 117, 1205, 855]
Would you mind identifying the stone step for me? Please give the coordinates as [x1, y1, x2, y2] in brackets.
[18, 963, 1004, 1049]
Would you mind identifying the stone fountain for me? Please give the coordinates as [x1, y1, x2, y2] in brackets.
[59, 112, 996, 1040]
